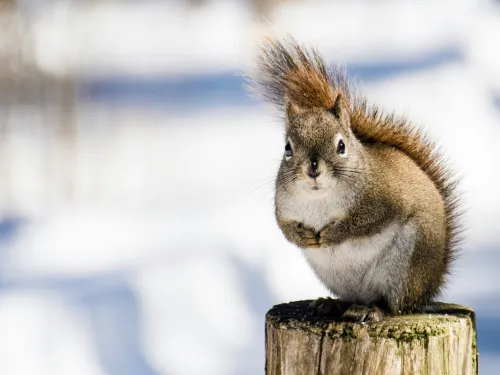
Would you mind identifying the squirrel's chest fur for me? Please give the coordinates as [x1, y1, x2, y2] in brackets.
[278, 190, 417, 304]
[277, 188, 346, 232]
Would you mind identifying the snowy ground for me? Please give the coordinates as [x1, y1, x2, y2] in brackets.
[1, 1, 500, 374]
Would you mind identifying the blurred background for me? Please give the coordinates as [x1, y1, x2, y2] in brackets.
[0, 0, 499, 374]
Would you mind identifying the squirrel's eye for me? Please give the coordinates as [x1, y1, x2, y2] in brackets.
[337, 139, 345, 155]
[285, 142, 293, 158]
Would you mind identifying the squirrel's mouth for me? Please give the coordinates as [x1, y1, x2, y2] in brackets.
[299, 174, 330, 193]
[299, 180, 329, 196]
[309, 181, 324, 192]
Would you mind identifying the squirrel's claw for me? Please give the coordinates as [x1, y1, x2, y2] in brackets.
[306, 242, 320, 248]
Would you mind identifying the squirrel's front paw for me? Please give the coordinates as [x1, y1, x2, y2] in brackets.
[295, 223, 320, 248]
[318, 222, 341, 247]
[279, 220, 320, 248]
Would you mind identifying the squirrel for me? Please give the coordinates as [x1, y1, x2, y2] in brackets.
[250, 38, 463, 322]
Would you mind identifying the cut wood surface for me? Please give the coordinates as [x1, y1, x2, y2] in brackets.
[266, 300, 477, 375]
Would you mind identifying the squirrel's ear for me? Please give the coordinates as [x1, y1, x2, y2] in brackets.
[285, 94, 305, 119]
[328, 93, 350, 124]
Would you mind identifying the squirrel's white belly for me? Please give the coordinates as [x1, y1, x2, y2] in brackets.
[302, 221, 417, 305]
[278, 190, 417, 304]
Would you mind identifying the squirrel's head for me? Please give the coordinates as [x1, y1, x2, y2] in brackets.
[279, 93, 365, 195]
[250, 37, 365, 194]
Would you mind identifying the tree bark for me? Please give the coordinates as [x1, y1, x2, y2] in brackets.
[266, 300, 477, 375]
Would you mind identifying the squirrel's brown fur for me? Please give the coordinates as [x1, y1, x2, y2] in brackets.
[252, 37, 463, 282]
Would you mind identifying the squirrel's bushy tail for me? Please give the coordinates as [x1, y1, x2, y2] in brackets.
[251, 37, 350, 110]
[251, 37, 463, 277]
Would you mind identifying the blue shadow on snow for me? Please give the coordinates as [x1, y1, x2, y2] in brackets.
[0, 273, 164, 375]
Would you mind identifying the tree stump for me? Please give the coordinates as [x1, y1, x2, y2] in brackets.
[265, 300, 477, 375]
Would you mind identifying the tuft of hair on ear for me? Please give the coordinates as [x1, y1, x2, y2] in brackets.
[250, 36, 351, 112]
[327, 91, 351, 124]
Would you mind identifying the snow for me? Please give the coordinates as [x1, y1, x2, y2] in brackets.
[1, 1, 500, 374]
[0, 292, 106, 375]
[31, 1, 255, 77]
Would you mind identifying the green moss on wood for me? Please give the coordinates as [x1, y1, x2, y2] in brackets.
[267, 300, 474, 341]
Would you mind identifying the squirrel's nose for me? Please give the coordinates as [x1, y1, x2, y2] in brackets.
[311, 159, 318, 171]
[307, 158, 321, 178]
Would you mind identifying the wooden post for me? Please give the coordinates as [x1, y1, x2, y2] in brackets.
[266, 300, 477, 375]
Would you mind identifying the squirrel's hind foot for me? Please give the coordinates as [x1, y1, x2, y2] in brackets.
[308, 298, 385, 322]
[308, 297, 351, 317]
[342, 304, 384, 323]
